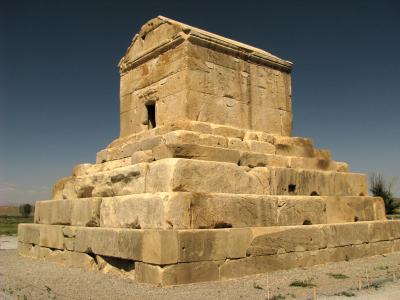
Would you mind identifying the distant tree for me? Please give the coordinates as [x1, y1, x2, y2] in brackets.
[19, 203, 32, 217]
[370, 174, 399, 215]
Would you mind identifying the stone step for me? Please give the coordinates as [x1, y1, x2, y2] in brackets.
[153, 143, 347, 171]
[75, 143, 345, 180]
[18, 220, 400, 285]
[96, 129, 331, 163]
[35, 194, 385, 229]
[53, 159, 367, 200]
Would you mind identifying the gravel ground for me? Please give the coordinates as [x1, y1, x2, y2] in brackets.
[1, 238, 400, 299]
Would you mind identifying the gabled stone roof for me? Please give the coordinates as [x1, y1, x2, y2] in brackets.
[119, 16, 292, 74]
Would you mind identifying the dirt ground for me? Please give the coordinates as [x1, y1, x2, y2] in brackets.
[1, 236, 400, 299]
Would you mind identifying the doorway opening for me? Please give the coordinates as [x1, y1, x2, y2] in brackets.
[146, 103, 156, 129]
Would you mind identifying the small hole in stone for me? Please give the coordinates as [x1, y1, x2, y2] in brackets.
[101, 160, 106, 163]
[303, 219, 312, 225]
[310, 191, 319, 196]
[354, 216, 359, 222]
[359, 193, 365, 196]
[214, 222, 232, 228]
[288, 184, 296, 193]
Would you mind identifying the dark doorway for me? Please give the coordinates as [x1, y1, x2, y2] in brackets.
[146, 103, 156, 129]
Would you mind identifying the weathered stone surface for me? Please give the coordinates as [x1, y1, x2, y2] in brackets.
[51, 176, 73, 200]
[269, 167, 368, 196]
[45, 249, 97, 269]
[136, 260, 222, 286]
[239, 152, 287, 168]
[35, 198, 102, 227]
[153, 144, 240, 163]
[73, 227, 141, 260]
[100, 193, 192, 229]
[325, 196, 386, 223]
[74, 158, 131, 176]
[131, 150, 154, 164]
[17, 242, 40, 258]
[146, 158, 270, 194]
[39, 225, 64, 249]
[177, 229, 251, 262]
[71, 198, 102, 227]
[18, 223, 40, 244]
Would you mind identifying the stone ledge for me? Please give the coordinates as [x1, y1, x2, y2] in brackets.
[52, 159, 367, 200]
[34, 194, 385, 229]
[18, 221, 400, 268]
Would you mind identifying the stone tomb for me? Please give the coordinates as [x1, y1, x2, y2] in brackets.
[18, 16, 400, 285]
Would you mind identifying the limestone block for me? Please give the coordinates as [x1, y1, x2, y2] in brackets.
[153, 144, 240, 163]
[131, 150, 154, 164]
[314, 149, 332, 160]
[17, 242, 40, 258]
[325, 196, 386, 223]
[322, 222, 369, 247]
[269, 167, 367, 196]
[158, 120, 213, 134]
[36, 199, 100, 227]
[100, 193, 191, 229]
[74, 227, 142, 260]
[141, 230, 178, 264]
[156, 92, 188, 128]
[136, 260, 222, 286]
[245, 140, 275, 154]
[336, 162, 349, 172]
[247, 226, 326, 256]
[146, 158, 270, 194]
[186, 89, 250, 130]
[287, 157, 337, 171]
[45, 249, 97, 270]
[73, 158, 131, 176]
[164, 130, 200, 145]
[64, 238, 74, 251]
[92, 163, 148, 197]
[199, 133, 227, 147]
[368, 221, 394, 242]
[274, 196, 327, 226]
[120, 136, 164, 159]
[225, 250, 328, 280]
[389, 220, 400, 239]
[121, 43, 187, 95]
[212, 125, 244, 139]
[227, 137, 248, 151]
[95, 255, 135, 278]
[52, 176, 73, 200]
[35, 200, 72, 225]
[250, 107, 282, 135]
[177, 229, 251, 263]
[61, 178, 78, 199]
[393, 239, 400, 252]
[39, 225, 64, 249]
[239, 152, 287, 168]
[18, 224, 40, 244]
[71, 198, 102, 227]
[275, 142, 314, 158]
[367, 240, 394, 256]
[190, 194, 326, 228]
[62, 226, 77, 238]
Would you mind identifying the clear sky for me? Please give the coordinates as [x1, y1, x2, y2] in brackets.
[1, 0, 399, 205]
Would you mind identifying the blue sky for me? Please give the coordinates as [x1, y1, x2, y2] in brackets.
[1, 0, 399, 205]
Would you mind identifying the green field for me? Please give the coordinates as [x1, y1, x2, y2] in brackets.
[0, 216, 34, 236]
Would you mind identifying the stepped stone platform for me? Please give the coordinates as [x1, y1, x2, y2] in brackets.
[18, 16, 398, 286]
